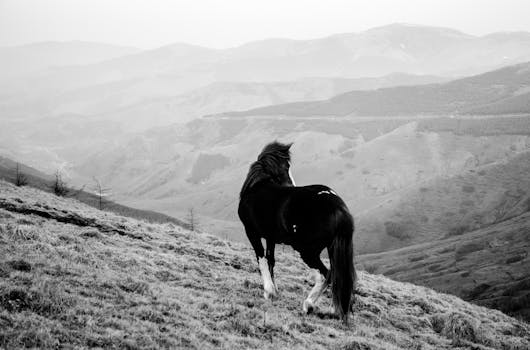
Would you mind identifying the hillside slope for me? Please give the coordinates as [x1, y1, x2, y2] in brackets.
[357, 149, 530, 253]
[0, 156, 188, 227]
[359, 210, 530, 322]
[0, 181, 529, 349]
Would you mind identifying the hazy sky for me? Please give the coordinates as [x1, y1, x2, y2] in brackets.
[1, 0, 530, 49]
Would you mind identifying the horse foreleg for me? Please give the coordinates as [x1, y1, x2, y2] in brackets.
[248, 234, 277, 299]
[258, 256, 277, 299]
[265, 239, 278, 293]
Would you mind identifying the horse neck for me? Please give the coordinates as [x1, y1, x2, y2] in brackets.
[240, 162, 274, 198]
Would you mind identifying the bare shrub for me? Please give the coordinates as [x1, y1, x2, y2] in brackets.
[437, 246, 454, 254]
[428, 264, 444, 272]
[92, 177, 111, 210]
[409, 255, 427, 262]
[384, 221, 411, 240]
[466, 283, 491, 299]
[51, 170, 68, 197]
[447, 224, 469, 237]
[455, 242, 484, 261]
[506, 254, 526, 264]
[14, 163, 28, 187]
[462, 185, 475, 193]
[187, 207, 199, 232]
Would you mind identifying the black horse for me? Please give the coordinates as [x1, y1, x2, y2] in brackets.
[238, 141, 356, 323]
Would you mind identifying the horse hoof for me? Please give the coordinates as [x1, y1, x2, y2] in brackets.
[264, 282, 279, 300]
[264, 290, 277, 300]
[303, 300, 314, 314]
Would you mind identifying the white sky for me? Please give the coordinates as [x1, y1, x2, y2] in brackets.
[1, 0, 530, 49]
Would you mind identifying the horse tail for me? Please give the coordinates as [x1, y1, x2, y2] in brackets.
[329, 206, 356, 324]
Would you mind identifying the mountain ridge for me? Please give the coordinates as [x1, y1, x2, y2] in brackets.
[214, 61, 530, 118]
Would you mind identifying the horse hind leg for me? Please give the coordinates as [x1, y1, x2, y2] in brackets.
[301, 254, 329, 314]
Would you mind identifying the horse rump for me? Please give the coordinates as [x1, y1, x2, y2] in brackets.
[329, 206, 356, 324]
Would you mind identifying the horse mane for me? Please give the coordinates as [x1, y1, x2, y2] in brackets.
[240, 141, 292, 198]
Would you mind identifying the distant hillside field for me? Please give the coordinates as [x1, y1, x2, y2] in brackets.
[1, 181, 528, 349]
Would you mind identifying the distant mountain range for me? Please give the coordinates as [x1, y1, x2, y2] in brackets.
[0, 41, 140, 79]
[216, 61, 530, 118]
[95, 73, 449, 131]
[3, 23, 530, 125]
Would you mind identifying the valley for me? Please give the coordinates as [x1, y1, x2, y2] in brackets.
[358, 210, 530, 321]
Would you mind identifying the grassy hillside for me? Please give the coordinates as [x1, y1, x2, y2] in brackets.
[359, 210, 530, 322]
[217, 61, 530, 118]
[0, 156, 188, 228]
[1, 180, 528, 349]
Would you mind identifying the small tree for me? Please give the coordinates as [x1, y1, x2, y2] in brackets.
[14, 163, 28, 187]
[92, 177, 111, 210]
[51, 170, 68, 196]
[187, 207, 198, 232]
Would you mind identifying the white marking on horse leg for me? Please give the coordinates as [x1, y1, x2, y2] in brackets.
[288, 168, 296, 186]
[303, 269, 328, 314]
[258, 257, 277, 299]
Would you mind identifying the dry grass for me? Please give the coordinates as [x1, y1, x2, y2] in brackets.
[0, 180, 529, 349]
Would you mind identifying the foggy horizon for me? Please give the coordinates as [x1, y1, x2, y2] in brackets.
[4, 21, 530, 51]
[2, 0, 530, 49]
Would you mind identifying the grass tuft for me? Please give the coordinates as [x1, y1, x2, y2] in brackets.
[7, 259, 32, 272]
[118, 278, 150, 295]
[80, 228, 101, 239]
[439, 312, 477, 346]
[0, 223, 39, 240]
[1, 280, 74, 317]
[455, 242, 484, 261]
[288, 320, 316, 334]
